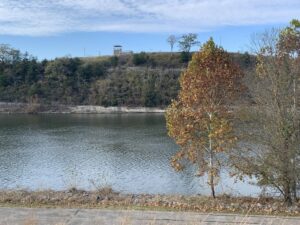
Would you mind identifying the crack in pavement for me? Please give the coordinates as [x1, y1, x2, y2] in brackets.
[66, 209, 81, 225]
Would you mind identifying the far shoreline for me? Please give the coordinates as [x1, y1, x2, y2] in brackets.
[0, 102, 166, 114]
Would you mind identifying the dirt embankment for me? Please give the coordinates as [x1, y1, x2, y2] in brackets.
[0, 102, 165, 114]
[0, 189, 299, 216]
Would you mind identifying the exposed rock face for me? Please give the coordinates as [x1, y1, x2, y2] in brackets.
[69, 106, 165, 113]
[0, 102, 165, 114]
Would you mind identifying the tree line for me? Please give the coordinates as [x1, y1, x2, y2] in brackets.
[0, 45, 253, 107]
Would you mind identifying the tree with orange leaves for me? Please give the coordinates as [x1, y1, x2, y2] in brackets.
[166, 38, 243, 198]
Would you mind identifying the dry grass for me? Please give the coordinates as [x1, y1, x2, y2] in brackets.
[0, 188, 299, 217]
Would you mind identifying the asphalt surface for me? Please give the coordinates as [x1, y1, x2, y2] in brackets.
[0, 207, 300, 225]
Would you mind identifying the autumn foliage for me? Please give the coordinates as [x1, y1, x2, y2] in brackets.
[233, 20, 300, 205]
[166, 38, 243, 198]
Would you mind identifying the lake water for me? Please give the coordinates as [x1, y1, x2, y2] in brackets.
[0, 114, 260, 196]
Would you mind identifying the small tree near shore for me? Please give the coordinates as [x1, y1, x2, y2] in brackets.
[166, 38, 243, 198]
[231, 21, 300, 205]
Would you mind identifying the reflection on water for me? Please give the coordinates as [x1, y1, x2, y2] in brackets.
[0, 114, 260, 196]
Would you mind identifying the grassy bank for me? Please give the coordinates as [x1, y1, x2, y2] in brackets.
[1, 188, 299, 216]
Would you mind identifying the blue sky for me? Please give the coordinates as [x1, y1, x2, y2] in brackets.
[0, 0, 299, 59]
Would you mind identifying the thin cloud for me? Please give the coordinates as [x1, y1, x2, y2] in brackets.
[0, 0, 299, 36]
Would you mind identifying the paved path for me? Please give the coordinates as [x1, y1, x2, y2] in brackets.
[0, 207, 300, 225]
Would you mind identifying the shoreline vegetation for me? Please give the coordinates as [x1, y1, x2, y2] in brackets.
[0, 102, 165, 114]
[0, 189, 299, 216]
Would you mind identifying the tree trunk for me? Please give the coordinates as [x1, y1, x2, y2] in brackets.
[293, 76, 296, 109]
[284, 185, 293, 206]
[210, 172, 216, 198]
[292, 181, 298, 202]
[283, 140, 294, 206]
[209, 147, 216, 198]
[283, 163, 292, 205]
[291, 157, 298, 202]
[208, 112, 216, 198]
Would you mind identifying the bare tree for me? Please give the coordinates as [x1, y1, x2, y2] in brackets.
[232, 25, 300, 205]
[167, 35, 177, 53]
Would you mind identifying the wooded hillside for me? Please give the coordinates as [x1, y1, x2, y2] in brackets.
[0, 45, 255, 107]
